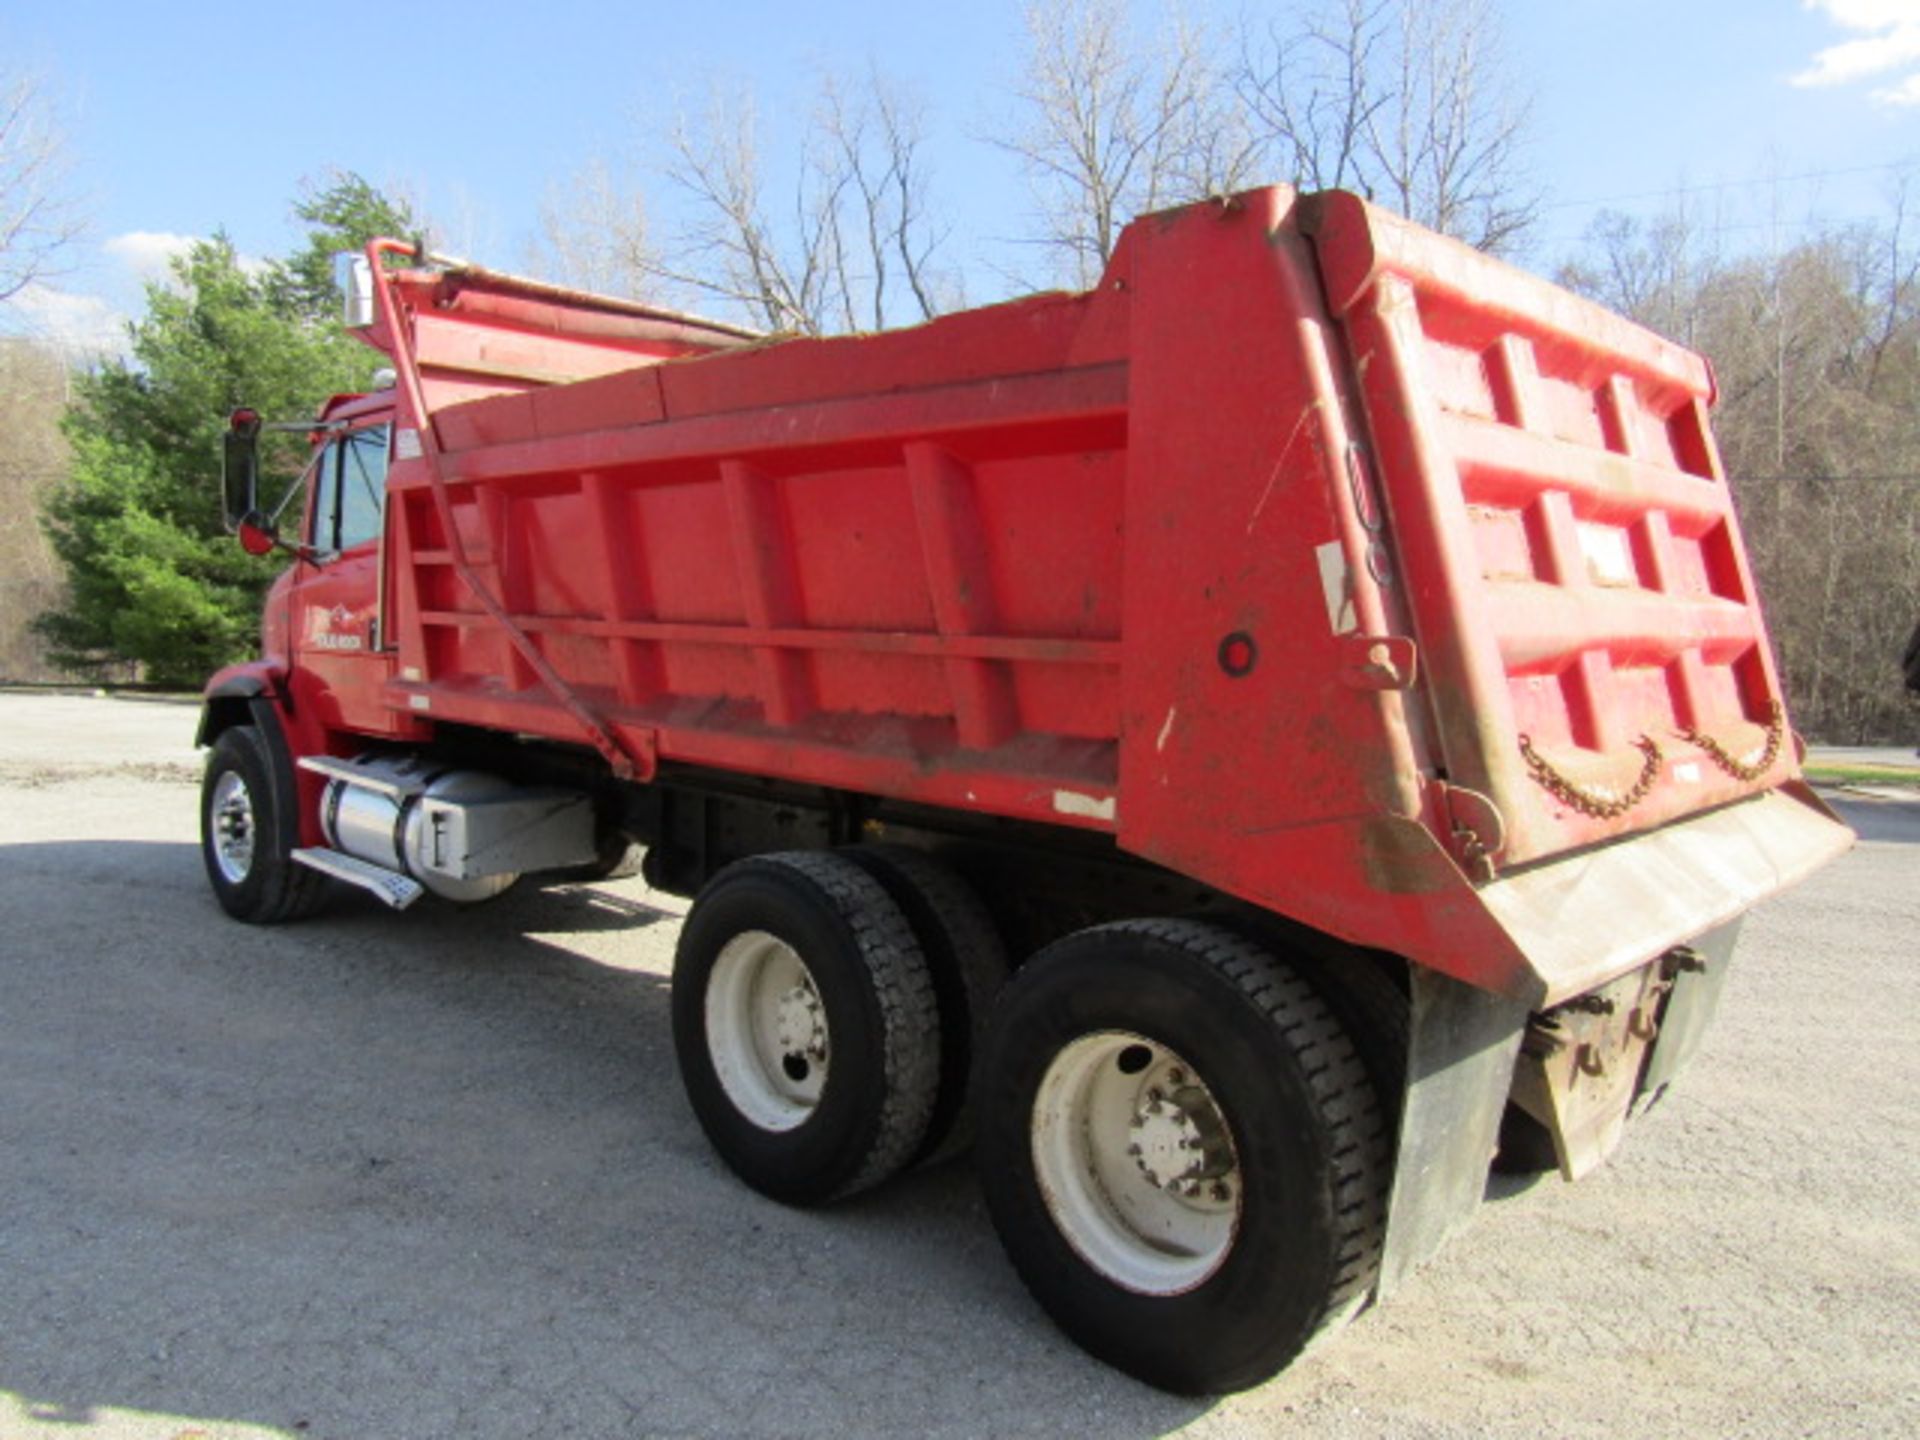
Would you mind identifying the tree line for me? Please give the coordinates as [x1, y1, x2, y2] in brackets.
[0, 1, 1914, 742]
[1558, 182, 1920, 743]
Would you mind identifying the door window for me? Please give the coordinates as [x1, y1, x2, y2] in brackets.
[309, 424, 390, 554]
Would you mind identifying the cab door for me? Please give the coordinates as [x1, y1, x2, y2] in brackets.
[286, 421, 403, 734]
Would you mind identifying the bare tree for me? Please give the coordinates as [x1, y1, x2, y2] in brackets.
[0, 67, 81, 303]
[532, 157, 659, 300]
[0, 337, 69, 679]
[1237, 0, 1387, 197]
[996, 0, 1247, 288]
[656, 83, 848, 333]
[648, 71, 952, 336]
[1860, 166, 1919, 395]
[1238, 0, 1537, 253]
[817, 70, 951, 330]
[0, 71, 83, 679]
[1555, 198, 1726, 349]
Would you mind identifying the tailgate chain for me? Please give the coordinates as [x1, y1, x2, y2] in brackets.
[1680, 701, 1785, 782]
[1518, 734, 1663, 819]
[1519, 697, 1784, 819]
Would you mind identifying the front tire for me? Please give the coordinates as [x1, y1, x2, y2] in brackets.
[974, 919, 1390, 1394]
[200, 725, 326, 923]
[672, 852, 940, 1204]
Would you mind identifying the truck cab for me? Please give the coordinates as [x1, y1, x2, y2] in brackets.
[277, 390, 401, 737]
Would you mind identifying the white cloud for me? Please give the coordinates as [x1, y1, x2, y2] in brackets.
[1794, 0, 1920, 103]
[101, 230, 198, 283]
[1795, 28, 1920, 85]
[0, 230, 278, 362]
[101, 230, 271, 284]
[1874, 69, 1920, 102]
[1812, 0, 1919, 29]
[0, 282, 130, 358]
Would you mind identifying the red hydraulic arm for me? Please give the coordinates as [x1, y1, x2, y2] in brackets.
[362, 237, 646, 782]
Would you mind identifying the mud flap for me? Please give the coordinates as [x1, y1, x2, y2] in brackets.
[1376, 968, 1527, 1299]
[1637, 918, 1740, 1106]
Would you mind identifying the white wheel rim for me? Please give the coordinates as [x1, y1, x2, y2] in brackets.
[210, 770, 256, 885]
[705, 930, 829, 1132]
[1031, 1031, 1242, 1295]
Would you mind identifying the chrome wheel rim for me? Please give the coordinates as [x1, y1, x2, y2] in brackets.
[1031, 1031, 1242, 1295]
[705, 930, 829, 1131]
[210, 770, 256, 885]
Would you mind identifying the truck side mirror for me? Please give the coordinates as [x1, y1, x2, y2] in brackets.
[222, 408, 262, 529]
[335, 252, 376, 329]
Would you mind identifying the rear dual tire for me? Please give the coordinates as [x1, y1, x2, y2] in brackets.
[974, 920, 1391, 1394]
[839, 845, 1009, 1164]
[673, 847, 1011, 1201]
[671, 852, 942, 1204]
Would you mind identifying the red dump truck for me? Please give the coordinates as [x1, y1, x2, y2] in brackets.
[199, 187, 1852, 1393]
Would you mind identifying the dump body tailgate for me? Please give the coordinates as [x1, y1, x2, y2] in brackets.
[1306, 192, 1795, 869]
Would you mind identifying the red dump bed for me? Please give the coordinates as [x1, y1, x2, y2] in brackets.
[360, 189, 1850, 1004]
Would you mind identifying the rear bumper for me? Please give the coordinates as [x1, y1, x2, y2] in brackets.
[1481, 785, 1853, 1007]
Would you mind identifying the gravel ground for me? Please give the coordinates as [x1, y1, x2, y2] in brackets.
[0, 693, 1914, 1439]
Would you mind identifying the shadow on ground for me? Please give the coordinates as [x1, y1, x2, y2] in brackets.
[0, 840, 1210, 1438]
[1823, 792, 1920, 845]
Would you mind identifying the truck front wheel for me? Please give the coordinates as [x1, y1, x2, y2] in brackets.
[974, 919, 1390, 1394]
[200, 725, 325, 924]
[672, 852, 940, 1204]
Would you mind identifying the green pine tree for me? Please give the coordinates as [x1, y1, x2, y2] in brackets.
[273, 170, 421, 317]
[36, 174, 414, 685]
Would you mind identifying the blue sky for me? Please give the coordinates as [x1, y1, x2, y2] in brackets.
[3, 0, 1916, 351]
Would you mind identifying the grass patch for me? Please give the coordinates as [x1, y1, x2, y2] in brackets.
[1803, 762, 1920, 789]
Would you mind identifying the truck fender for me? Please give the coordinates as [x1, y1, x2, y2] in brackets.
[196, 664, 285, 748]
[197, 665, 315, 854]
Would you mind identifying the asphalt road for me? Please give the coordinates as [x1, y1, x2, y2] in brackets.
[1, 693, 1915, 1438]
[1810, 745, 1920, 771]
